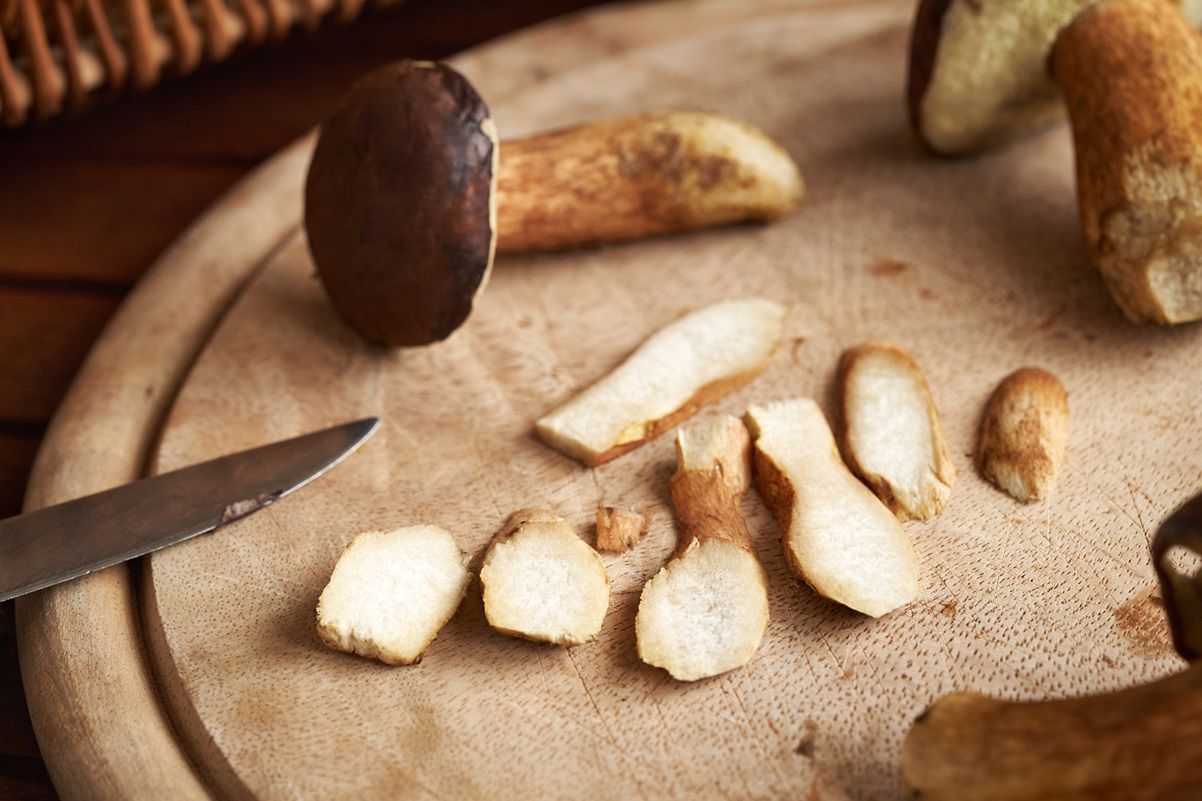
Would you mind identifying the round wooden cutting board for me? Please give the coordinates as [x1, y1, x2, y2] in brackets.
[24, 0, 1202, 799]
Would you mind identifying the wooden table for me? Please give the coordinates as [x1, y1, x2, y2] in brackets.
[0, 2, 604, 797]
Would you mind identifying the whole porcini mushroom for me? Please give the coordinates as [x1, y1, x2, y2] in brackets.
[902, 495, 1202, 800]
[305, 60, 804, 347]
[908, 0, 1202, 324]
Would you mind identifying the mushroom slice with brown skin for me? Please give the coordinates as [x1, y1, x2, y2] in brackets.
[745, 398, 919, 617]
[304, 60, 804, 347]
[535, 298, 785, 466]
[902, 493, 1202, 800]
[976, 367, 1069, 503]
[480, 509, 609, 646]
[636, 415, 770, 681]
[838, 342, 955, 521]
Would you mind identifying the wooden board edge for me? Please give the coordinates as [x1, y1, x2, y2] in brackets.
[14, 136, 311, 801]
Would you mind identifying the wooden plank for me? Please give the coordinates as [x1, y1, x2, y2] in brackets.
[0, 628, 56, 801]
[0, 161, 243, 287]
[0, 428, 40, 517]
[0, 288, 121, 420]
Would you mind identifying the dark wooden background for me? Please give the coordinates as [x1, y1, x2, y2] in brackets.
[0, 1, 604, 797]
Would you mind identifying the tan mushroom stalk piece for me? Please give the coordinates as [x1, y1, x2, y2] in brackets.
[976, 367, 1069, 503]
[837, 342, 955, 521]
[902, 496, 1202, 800]
[745, 398, 919, 618]
[536, 298, 785, 466]
[909, 0, 1202, 323]
[305, 60, 805, 347]
[636, 415, 770, 681]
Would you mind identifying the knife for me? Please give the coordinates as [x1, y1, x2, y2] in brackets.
[0, 417, 379, 602]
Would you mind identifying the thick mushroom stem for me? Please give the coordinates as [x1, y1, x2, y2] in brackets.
[1051, 0, 1202, 324]
[901, 663, 1202, 800]
[496, 111, 804, 252]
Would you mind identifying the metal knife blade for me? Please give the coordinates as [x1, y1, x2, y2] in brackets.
[0, 417, 379, 602]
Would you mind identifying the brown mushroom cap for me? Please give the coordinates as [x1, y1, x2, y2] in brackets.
[304, 60, 498, 347]
[907, 0, 1099, 156]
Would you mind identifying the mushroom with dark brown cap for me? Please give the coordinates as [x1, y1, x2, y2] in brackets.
[908, 0, 1202, 324]
[305, 60, 804, 347]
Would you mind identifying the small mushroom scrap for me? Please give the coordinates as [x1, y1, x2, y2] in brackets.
[305, 60, 804, 347]
[908, 0, 1202, 323]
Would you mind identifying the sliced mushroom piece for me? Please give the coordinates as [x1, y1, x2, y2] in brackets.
[316, 525, 471, 665]
[535, 299, 785, 466]
[745, 398, 919, 617]
[976, 367, 1069, 503]
[480, 509, 609, 646]
[636, 415, 770, 681]
[838, 341, 955, 521]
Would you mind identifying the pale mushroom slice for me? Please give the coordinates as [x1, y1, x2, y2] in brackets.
[480, 509, 609, 646]
[838, 342, 955, 521]
[745, 399, 919, 618]
[536, 299, 785, 466]
[316, 525, 471, 665]
[636, 415, 770, 681]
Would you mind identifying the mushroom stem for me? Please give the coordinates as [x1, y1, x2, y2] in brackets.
[1051, 0, 1202, 324]
[495, 111, 804, 252]
[901, 662, 1202, 800]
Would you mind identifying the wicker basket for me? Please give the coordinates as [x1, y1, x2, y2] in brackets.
[0, 0, 398, 126]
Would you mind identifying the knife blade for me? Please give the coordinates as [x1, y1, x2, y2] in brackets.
[0, 417, 379, 602]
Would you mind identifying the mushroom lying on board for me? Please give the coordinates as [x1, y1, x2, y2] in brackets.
[305, 60, 804, 347]
[908, 0, 1202, 324]
[902, 495, 1202, 800]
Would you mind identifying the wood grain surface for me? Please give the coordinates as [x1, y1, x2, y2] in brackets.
[141, 0, 1195, 798]
[0, 2, 607, 800]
